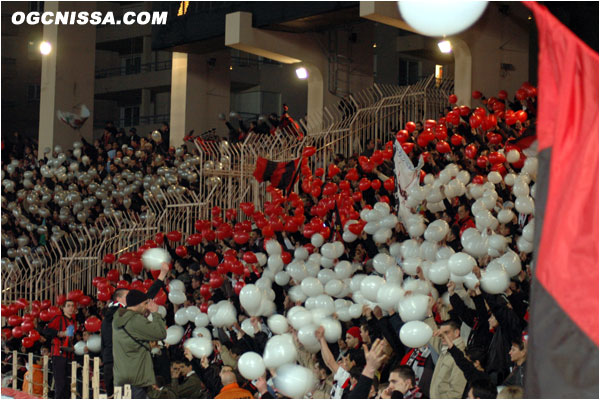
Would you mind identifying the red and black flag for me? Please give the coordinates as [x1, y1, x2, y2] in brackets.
[253, 157, 300, 192]
[525, 3, 598, 398]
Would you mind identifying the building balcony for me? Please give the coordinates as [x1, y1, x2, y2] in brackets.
[94, 60, 171, 94]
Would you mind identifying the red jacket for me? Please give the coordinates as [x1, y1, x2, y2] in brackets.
[45, 314, 77, 358]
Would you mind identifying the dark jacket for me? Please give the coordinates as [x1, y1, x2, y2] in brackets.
[347, 374, 373, 399]
[502, 362, 526, 387]
[450, 293, 493, 351]
[167, 372, 209, 398]
[448, 346, 492, 398]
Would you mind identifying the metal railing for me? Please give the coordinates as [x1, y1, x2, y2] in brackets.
[95, 60, 172, 79]
[1, 75, 452, 306]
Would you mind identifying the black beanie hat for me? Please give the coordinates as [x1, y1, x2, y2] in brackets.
[126, 290, 148, 307]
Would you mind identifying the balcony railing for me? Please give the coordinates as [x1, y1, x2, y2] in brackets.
[95, 60, 172, 79]
[93, 114, 170, 129]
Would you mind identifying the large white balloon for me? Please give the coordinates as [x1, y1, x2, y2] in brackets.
[360, 275, 386, 302]
[165, 325, 184, 345]
[402, 257, 421, 276]
[498, 250, 522, 277]
[273, 364, 315, 399]
[185, 306, 200, 320]
[288, 309, 313, 330]
[267, 314, 289, 335]
[263, 334, 298, 369]
[301, 277, 324, 297]
[389, 242, 402, 257]
[266, 240, 282, 255]
[497, 209, 515, 224]
[184, 337, 212, 358]
[297, 324, 319, 348]
[294, 247, 309, 261]
[240, 284, 263, 316]
[376, 283, 405, 311]
[515, 196, 534, 214]
[211, 301, 237, 328]
[192, 327, 211, 339]
[480, 268, 510, 294]
[74, 341, 86, 356]
[169, 279, 185, 292]
[268, 255, 284, 273]
[398, 1, 488, 37]
[238, 352, 266, 380]
[324, 279, 343, 297]
[427, 260, 450, 285]
[311, 233, 324, 248]
[373, 253, 395, 275]
[398, 294, 429, 322]
[348, 303, 363, 319]
[86, 335, 101, 353]
[320, 318, 342, 343]
[174, 308, 189, 325]
[168, 290, 186, 305]
[275, 271, 291, 286]
[399, 320, 433, 348]
[334, 260, 353, 280]
[448, 252, 476, 276]
[142, 248, 171, 270]
[194, 313, 209, 327]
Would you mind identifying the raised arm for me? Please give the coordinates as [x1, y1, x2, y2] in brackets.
[315, 326, 339, 374]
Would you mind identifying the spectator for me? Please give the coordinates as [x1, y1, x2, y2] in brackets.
[502, 339, 527, 387]
[467, 378, 498, 399]
[214, 369, 254, 399]
[168, 357, 209, 398]
[112, 290, 167, 398]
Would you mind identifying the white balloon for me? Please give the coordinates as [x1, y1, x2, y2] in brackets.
[523, 220, 535, 242]
[497, 209, 515, 224]
[301, 277, 324, 297]
[342, 230, 358, 243]
[174, 308, 189, 325]
[360, 275, 386, 302]
[194, 313, 209, 327]
[324, 279, 343, 297]
[256, 277, 273, 291]
[256, 253, 268, 266]
[401, 239, 421, 259]
[241, 318, 256, 337]
[488, 171, 502, 184]
[263, 334, 297, 369]
[288, 285, 307, 303]
[427, 260, 450, 285]
[515, 196, 534, 214]
[268, 255, 284, 273]
[498, 250, 522, 277]
[373, 228, 393, 244]
[348, 303, 363, 319]
[389, 242, 402, 257]
[313, 295, 335, 315]
[185, 306, 200, 320]
[462, 272, 480, 290]
[240, 284, 263, 316]
[373, 253, 395, 275]
[267, 314, 289, 335]
[165, 325, 184, 345]
[184, 337, 213, 358]
[402, 257, 421, 276]
[74, 341, 86, 356]
[334, 260, 353, 280]
[506, 149, 520, 163]
[273, 363, 315, 399]
[86, 335, 101, 353]
[275, 271, 290, 286]
[238, 352, 266, 380]
[517, 236, 534, 253]
[157, 306, 167, 318]
[169, 279, 185, 292]
[317, 269, 336, 285]
[266, 240, 282, 255]
[311, 234, 324, 248]
[288, 309, 313, 330]
[480, 268, 510, 294]
[211, 301, 237, 328]
[420, 241, 439, 262]
[297, 324, 319, 348]
[398, 294, 430, 322]
[320, 318, 342, 343]
[168, 290, 186, 305]
[142, 248, 171, 270]
[385, 266, 403, 285]
[376, 283, 405, 311]
[504, 173, 517, 186]
[448, 252, 476, 276]
[436, 246, 455, 260]
[294, 247, 309, 261]
[399, 320, 433, 348]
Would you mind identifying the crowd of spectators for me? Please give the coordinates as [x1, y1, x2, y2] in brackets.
[2, 86, 537, 399]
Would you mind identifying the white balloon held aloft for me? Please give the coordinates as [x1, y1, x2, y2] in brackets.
[238, 352, 266, 381]
[165, 325, 185, 345]
[184, 337, 213, 358]
[399, 320, 433, 348]
[263, 334, 298, 369]
[398, 294, 430, 322]
[168, 290, 186, 305]
[86, 335, 101, 353]
[273, 364, 316, 399]
[142, 248, 171, 270]
[267, 314, 289, 335]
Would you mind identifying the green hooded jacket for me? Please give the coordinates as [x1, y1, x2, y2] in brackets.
[112, 308, 167, 388]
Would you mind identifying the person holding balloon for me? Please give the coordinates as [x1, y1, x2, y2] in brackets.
[41, 299, 77, 399]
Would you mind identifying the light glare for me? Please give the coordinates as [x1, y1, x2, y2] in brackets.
[39, 41, 52, 55]
[438, 40, 452, 53]
[295, 67, 308, 80]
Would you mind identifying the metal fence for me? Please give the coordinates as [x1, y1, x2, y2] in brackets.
[1, 75, 452, 308]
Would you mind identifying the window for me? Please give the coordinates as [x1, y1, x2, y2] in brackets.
[29, 1, 44, 12]
[124, 57, 141, 75]
[398, 58, 420, 86]
[27, 84, 40, 102]
[435, 65, 444, 86]
[121, 106, 140, 127]
[177, 1, 189, 16]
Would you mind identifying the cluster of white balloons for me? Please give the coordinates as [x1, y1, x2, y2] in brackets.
[167, 279, 186, 305]
[74, 334, 101, 356]
[360, 202, 397, 244]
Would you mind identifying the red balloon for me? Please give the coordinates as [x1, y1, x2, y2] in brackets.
[234, 231, 250, 245]
[371, 151, 384, 165]
[302, 146, 316, 157]
[166, 230, 182, 242]
[154, 232, 164, 245]
[281, 251, 292, 265]
[8, 315, 23, 326]
[153, 290, 167, 306]
[358, 178, 371, 192]
[436, 141, 451, 154]
[175, 245, 188, 258]
[106, 269, 119, 283]
[371, 179, 381, 191]
[405, 121, 416, 133]
[345, 168, 359, 181]
[67, 290, 84, 302]
[22, 336, 34, 348]
[446, 111, 460, 126]
[21, 320, 34, 333]
[103, 253, 116, 264]
[472, 90, 483, 99]
[202, 229, 216, 242]
[488, 152, 506, 165]
[488, 133, 503, 145]
[396, 130, 409, 144]
[15, 298, 28, 309]
[84, 316, 102, 333]
[129, 258, 143, 275]
[12, 327, 24, 339]
[464, 144, 478, 159]
[240, 202, 255, 216]
[78, 296, 92, 307]
[39, 310, 52, 322]
[48, 306, 61, 317]
[204, 252, 219, 267]
[2, 328, 12, 339]
[56, 294, 67, 306]
[476, 156, 488, 168]
[28, 329, 41, 342]
[498, 90, 508, 100]
[40, 300, 51, 310]
[458, 105, 471, 117]
[402, 142, 415, 154]
[315, 167, 324, 177]
[448, 94, 458, 104]
[200, 303, 209, 313]
[469, 114, 482, 129]
[117, 280, 130, 289]
[383, 178, 395, 192]
[450, 134, 464, 146]
[424, 119, 437, 130]
[118, 252, 132, 265]
[328, 164, 341, 178]
[491, 163, 507, 176]
[515, 110, 528, 123]
[515, 89, 527, 101]
[472, 175, 485, 185]
[234, 281, 246, 296]
[97, 289, 110, 303]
